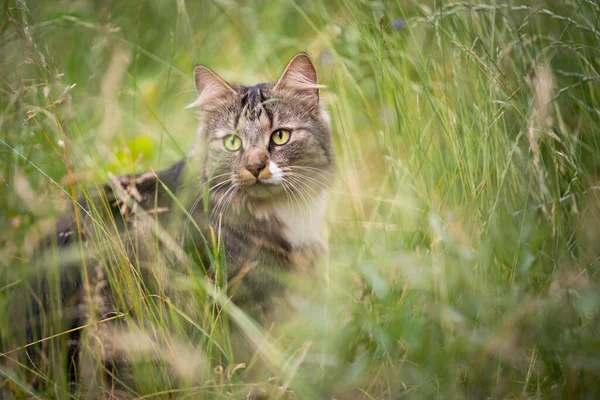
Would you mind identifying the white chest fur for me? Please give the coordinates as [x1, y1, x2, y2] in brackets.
[276, 192, 327, 249]
[255, 191, 328, 250]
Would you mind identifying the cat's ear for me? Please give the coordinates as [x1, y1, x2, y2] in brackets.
[188, 65, 236, 109]
[274, 53, 322, 106]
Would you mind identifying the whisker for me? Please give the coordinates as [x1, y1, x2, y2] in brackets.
[287, 165, 335, 179]
[279, 180, 294, 206]
[288, 165, 334, 174]
[210, 187, 232, 221]
[285, 175, 321, 202]
[202, 172, 233, 187]
[190, 178, 231, 216]
[215, 185, 239, 222]
[209, 179, 233, 192]
[222, 186, 239, 214]
[286, 168, 334, 191]
[184, 178, 233, 236]
[183, 196, 204, 239]
[211, 184, 238, 221]
[284, 172, 331, 193]
[208, 172, 233, 180]
[280, 180, 296, 223]
[282, 177, 310, 250]
[286, 177, 313, 215]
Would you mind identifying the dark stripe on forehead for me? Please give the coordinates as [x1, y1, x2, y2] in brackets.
[235, 84, 273, 130]
[242, 84, 264, 121]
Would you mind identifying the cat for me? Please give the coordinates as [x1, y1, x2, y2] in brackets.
[5, 53, 335, 397]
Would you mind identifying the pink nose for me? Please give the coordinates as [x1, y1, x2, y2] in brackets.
[245, 162, 266, 178]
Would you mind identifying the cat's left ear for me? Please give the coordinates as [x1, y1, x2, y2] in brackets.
[274, 53, 323, 106]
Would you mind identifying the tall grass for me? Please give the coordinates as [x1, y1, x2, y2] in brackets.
[1, 0, 600, 398]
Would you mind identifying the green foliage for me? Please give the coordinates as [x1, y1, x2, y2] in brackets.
[2, 0, 600, 398]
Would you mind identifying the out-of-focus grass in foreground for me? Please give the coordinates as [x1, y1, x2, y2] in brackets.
[2, 0, 600, 398]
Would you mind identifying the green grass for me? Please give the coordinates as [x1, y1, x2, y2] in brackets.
[2, 0, 600, 398]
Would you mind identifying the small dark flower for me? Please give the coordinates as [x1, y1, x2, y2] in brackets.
[392, 18, 405, 31]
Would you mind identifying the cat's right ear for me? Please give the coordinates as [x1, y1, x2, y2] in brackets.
[274, 53, 323, 107]
[187, 66, 236, 109]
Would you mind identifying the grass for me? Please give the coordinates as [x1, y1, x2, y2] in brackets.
[1, 0, 600, 398]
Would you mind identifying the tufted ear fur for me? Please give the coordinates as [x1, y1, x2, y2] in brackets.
[187, 65, 236, 109]
[274, 53, 323, 107]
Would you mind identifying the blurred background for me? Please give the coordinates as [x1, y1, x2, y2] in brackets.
[2, 0, 600, 398]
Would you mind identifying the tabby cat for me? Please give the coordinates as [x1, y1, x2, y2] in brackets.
[7, 53, 334, 396]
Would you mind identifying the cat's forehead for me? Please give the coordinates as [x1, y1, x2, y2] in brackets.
[239, 84, 267, 121]
[207, 83, 268, 141]
[206, 79, 318, 140]
[236, 83, 313, 121]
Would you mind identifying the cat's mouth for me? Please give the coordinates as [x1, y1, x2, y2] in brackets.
[243, 179, 283, 198]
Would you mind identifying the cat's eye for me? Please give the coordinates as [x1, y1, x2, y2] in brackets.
[271, 129, 291, 146]
[223, 134, 242, 151]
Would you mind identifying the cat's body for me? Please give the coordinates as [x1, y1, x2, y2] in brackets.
[6, 53, 334, 396]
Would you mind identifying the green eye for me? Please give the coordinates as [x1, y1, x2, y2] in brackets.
[223, 135, 242, 151]
[271, 129, 291, 145]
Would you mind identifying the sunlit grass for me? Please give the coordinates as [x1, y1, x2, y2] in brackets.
[2, 0, 600, 398]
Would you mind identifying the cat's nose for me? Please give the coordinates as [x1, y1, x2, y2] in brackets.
[245, 162, 266, 178]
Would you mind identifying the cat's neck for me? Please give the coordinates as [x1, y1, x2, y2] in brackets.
[251, 190, 328, 249]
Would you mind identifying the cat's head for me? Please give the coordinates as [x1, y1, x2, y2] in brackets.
[190, 53, 334, 209]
